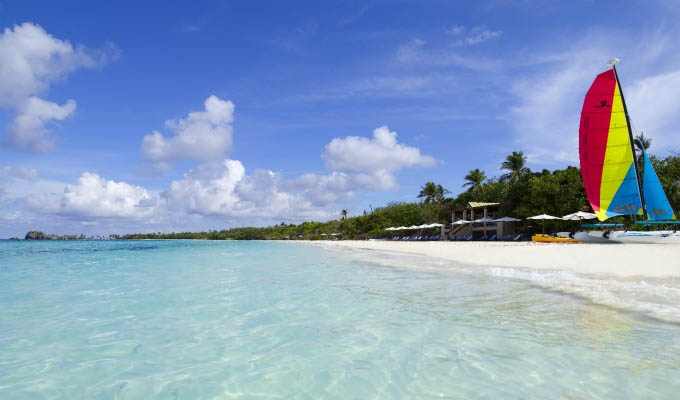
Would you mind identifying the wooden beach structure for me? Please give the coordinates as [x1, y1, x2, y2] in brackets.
[445, 202, 518, 240]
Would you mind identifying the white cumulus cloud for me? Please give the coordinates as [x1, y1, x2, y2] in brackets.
[164, 125, 436, 220]
[0, 22, 116, 152]
[164, 159, 334, 220]
[324, 125, 435, 171]
[5, 96, 76, 152]
[26, 172, 157, 219]
[142, 95, 235, 165]
[19, 119, 435, 228]
[323, 125, 436, 189]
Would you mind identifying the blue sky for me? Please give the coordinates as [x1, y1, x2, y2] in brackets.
[1, 0, 680, 237]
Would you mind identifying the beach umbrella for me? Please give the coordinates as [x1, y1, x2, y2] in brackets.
[473, 217, 496, 223]
[385, 227, 396, 231]
[562, 211, 597, 221]
[395, 226, 408, 230]
[527, 214, 560, 233]
[452, 220, 470, 225]
[407, 225, 420, 229]
[494, 216, 521, 222]
[428, 223, 445, 228]
[528, 214, 560, 220]
[320, 233, 327, 236]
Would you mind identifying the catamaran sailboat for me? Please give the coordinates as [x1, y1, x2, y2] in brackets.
[574, 58, 679, 244]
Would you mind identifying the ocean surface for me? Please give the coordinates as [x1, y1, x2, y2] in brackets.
[1, 240, 680, 399]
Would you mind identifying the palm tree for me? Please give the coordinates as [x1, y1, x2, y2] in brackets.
[633, 132, 653, 177]
[462, 169, 486, 191]
[418, 182, 449, 204]
[634, 131, 652, 153]
[634, 131, 652, 164]
[341, 209, 348, 220]
[500, 151, 530, 183]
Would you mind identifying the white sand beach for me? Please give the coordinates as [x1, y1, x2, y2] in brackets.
[312, 240, 680, 278]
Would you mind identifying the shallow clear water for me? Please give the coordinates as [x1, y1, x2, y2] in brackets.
[1, 240, 679, 399]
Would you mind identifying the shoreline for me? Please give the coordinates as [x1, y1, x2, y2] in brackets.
[305, 240, 680, 278]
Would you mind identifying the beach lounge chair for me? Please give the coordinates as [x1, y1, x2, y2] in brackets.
[499, 234, 522, 241]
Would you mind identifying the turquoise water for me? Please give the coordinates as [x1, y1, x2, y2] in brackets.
[1, 240, 680, 399]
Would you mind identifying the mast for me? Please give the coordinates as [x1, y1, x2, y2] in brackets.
[611, 60, 647, 220]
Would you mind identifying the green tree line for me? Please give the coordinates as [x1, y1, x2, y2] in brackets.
[122, 148, 680, 240]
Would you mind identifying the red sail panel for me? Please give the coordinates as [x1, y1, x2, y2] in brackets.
[579, 70, 617, 213]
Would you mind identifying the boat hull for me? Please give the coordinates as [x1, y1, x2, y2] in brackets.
[574, 230, 680, 244]
[532, 234, 581, 243]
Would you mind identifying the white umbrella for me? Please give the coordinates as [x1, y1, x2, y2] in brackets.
[320, 233, 327, 236]
[528, 214, 560, 220]
[452, 220, 470, 225]
[562, 211, 597, 221]
[528, 214, 560, 233]
[407, 225, 420, 229]
[385, 227, 397, 231]
[473, 217, 496, 223]
[395, 226, 408, 230]
[332, 233, 340, 236]
[494, 216, 521, 222]
[428, 223, 445, 227]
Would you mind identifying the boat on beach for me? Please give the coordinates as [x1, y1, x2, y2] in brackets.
[574, 229, 680, 244]
[531, 234, 581, 243]
[577, 59, 679, 244]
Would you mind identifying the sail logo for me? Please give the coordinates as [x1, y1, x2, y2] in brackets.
[651, 209, 667, 215]
[613, 203, 637, 212]
[594, 100, 610, 108]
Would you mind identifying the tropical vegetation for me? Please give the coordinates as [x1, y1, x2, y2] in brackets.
[121, 151, 680, 241]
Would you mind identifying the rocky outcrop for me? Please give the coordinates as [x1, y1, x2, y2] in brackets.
[24, 231, 50, 240]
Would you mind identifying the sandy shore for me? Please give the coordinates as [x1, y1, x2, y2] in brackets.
[309, 240, 680, 278]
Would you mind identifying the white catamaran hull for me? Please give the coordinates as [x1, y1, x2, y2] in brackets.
[574, 230, 680, 244]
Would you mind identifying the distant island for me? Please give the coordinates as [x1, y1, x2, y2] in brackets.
[22, 231, 118, 241]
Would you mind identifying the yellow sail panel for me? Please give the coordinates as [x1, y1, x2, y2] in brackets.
[596, 80, 642, 220]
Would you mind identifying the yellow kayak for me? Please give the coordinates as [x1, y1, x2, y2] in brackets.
[532, 234, 581, 243]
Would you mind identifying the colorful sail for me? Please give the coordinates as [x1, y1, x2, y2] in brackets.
[642, 150, 677, 220]
[579, 69, 642, 221]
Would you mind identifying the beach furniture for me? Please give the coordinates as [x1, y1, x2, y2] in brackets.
[499, 234, 522, 241]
